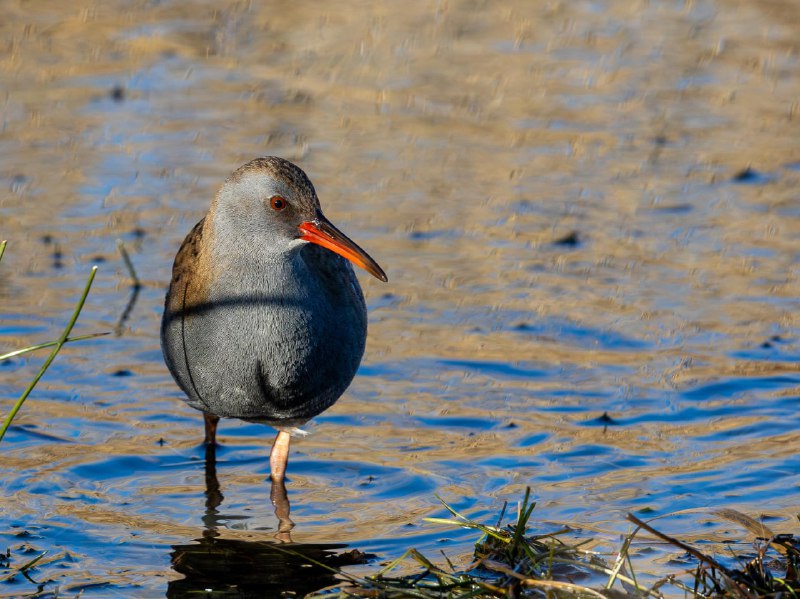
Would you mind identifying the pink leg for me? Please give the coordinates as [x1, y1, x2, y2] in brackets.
[269, 430, 294, 541]
[269, 430, 291, 482]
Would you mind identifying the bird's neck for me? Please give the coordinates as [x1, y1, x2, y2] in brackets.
[208, 208, 300, 262]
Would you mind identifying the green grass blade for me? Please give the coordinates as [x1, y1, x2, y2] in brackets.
[434, 493, 471, 522]
[423, 517, 508, 544]
[0, 266, 98, 443]
[0, 332, 109, 362]
[510, 486, 533, 551]
[0, 240, 7, 263]
[374, 547, 416, 576]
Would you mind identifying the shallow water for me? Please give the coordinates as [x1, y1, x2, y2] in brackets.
[1, 0, 799, 595]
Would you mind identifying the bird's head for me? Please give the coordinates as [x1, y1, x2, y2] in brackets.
[212, 156, 387, 282]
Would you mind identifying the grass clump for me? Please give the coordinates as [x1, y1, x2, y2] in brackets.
[304, 489, 800, 598]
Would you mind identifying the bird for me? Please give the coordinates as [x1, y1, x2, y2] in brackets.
[161, 156, 387, 485]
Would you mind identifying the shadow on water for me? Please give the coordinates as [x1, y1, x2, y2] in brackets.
[167, 445, 372, 598]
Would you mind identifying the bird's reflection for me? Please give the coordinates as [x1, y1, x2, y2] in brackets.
[200, 444, 224, 537]
[168, 444, 370, 598]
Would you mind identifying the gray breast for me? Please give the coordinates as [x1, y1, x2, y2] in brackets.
[161, 243, 367, 423]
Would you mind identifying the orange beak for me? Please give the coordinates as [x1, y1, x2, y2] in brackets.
[299, 219, 388, 282]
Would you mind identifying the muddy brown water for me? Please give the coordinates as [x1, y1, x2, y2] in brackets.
[1, 0, 799, 596]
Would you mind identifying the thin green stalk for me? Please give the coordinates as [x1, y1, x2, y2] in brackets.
[0, 240, 7, 263]
[423, 517, 507, 543]
[0, 266, 98, 443]
[511, 487, 535, 552]
[0, 332, 108, 362]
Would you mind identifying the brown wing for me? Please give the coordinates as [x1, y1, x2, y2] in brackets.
[166, 217, 210, 314]
[162, 217, 213, 410]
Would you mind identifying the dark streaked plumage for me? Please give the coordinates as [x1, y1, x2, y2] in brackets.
[161, 156, 386, 482]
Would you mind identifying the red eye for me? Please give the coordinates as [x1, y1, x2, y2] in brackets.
[270, 196, 286, 211]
